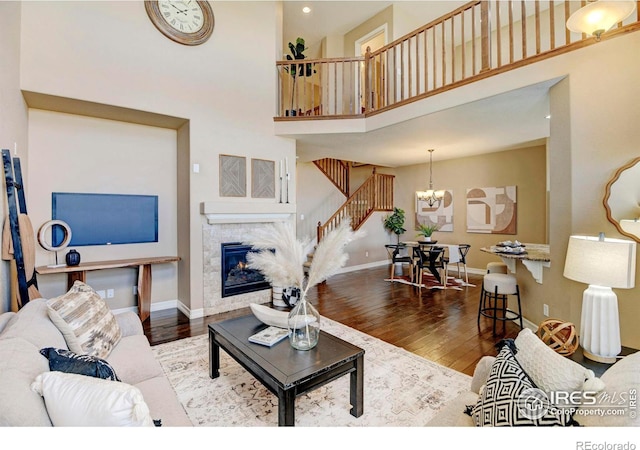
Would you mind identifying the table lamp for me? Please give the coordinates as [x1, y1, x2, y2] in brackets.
[563, 233, 636, 363]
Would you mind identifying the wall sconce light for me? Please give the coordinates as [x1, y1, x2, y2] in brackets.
[563, 233, 636, 363]
[566, 0, 637, 41]
[416, 149, 444, 208]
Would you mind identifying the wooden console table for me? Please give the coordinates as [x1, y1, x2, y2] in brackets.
[36, 256, 180, 322]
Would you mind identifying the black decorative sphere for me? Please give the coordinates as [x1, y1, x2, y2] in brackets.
[65, 249, 81, 266]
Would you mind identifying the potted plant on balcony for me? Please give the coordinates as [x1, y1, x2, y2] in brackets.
[417, 223, 439, 242]
[284, 37, 315, 117]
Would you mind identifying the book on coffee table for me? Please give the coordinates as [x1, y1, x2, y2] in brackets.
[248, 326, 289, 347]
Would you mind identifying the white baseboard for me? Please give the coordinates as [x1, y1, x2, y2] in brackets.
[112, 298, 204, 320]
[337, 259, 389, 273]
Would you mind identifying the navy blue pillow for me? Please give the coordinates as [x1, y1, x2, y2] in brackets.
[39, 347, 120, 381]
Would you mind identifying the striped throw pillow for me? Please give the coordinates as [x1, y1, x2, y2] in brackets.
[47, 281, 122, 359]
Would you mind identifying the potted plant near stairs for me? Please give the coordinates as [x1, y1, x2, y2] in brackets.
[417, 223, 439, 242]
[384, 207, 406, 244]
[285, 37, 316, 117]
[384, 207, 407, 276]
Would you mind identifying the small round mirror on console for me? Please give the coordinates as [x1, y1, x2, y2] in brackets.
[603, 157, 640, 243]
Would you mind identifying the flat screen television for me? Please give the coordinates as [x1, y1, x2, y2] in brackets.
[52, 192, 158, 246]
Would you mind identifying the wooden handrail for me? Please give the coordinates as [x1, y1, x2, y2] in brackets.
[317, 171, 394, 242]
[313, 158, 350, 197]
[276, 0, 640, 121]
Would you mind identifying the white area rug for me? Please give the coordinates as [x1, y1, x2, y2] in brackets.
[152, 317, 471, 427]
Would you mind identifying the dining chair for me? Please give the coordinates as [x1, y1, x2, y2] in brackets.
[445, 244, 471, 285]
[385, 244, 413, 281]
[413, 245, 446, 289]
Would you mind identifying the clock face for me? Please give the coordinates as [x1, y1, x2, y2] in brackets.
[145, 0, 214, 46]
[158, 1, 204, 34]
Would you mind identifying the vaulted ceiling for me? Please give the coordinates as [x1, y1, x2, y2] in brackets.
[281, 1, 552, 167]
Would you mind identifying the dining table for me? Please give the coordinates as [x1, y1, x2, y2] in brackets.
[403, 241, 462, 285]
[480, 242, 550, 284]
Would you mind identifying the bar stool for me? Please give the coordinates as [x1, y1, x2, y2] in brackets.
[479, 262, 509, 325]
[478, 273, 523, 335]
[486, 261, 508, 274]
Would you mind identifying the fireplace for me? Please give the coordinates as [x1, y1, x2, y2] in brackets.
[221, 243, 270, 297]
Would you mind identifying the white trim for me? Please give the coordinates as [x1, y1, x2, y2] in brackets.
[112, 298, 204, 320]
[200, 201, 296, 224]
[354, 23, 388, 55]
[354, 24, 388, 113]
[337, 259, 389, 274]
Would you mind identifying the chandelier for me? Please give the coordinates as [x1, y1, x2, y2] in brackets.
[416, 149, 445, 207]
[566, 0, 636, 41]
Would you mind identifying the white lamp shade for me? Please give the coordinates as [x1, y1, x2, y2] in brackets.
[567, 1, 636, 37]
[563, 235, 636, 288]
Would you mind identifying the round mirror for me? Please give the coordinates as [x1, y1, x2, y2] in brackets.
[603, 157, 640, 243]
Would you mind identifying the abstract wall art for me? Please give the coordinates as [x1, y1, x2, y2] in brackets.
[466, 186, 517, 234]
[251, 158, 275, 199]
[219, 155, 246, 197]
[415, 190, 454, 232]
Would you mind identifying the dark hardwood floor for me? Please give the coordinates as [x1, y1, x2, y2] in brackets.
[143, 265, 520, 376]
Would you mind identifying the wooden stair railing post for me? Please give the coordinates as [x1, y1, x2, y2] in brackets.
[364, 46, 372, 114]
[480, 0, 491, 73]
[372, 167, 379, 210]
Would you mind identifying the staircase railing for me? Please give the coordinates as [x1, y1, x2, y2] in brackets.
[276, 0, 640, 120]
[317, 170, 394, 242]
[313, 158, 350, 197]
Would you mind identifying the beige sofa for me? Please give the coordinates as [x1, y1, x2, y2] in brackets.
[427, 328, 640, 427]
[0, 296, 191, 426]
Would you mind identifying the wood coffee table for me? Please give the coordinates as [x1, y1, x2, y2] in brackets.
[209, 314, 365, 426]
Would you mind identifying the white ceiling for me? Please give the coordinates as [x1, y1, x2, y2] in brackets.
[282, 1, 553, 167]
[283, 1, 468, 55]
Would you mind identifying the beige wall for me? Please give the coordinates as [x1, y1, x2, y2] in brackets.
[27, 110, 178, 309]
[344, 6, 393, 57]
[556, 35, 640, 350]
[0, 2, 28, 312]
[4, 1, 296, 317]
[394, 145, 548, 270]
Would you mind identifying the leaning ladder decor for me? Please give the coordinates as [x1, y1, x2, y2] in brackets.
[2, 149, 38, 308]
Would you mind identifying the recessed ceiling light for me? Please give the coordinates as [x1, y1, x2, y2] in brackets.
[302, 6, 311, 14]
[545, 114, 551, 119]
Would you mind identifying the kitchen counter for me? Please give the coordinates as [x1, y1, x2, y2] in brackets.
[480, 243, 550, 283]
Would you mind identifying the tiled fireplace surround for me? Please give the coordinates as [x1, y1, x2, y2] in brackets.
[201, 202, 295, 316]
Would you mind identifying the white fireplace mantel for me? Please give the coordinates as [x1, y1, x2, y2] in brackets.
[200, 201, 295, 224]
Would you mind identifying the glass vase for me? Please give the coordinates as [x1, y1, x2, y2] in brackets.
[287, 296, 321, 350]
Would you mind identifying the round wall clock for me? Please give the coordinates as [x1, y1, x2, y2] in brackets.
[145, 1, 214, 46]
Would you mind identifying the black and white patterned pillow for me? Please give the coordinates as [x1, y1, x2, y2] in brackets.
[282, 286, 301, 307]
[466, 340, 578, 427]
[40, 347, 120, 381]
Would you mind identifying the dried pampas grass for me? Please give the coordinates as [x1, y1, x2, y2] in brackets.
[244, 219, 364, 297]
